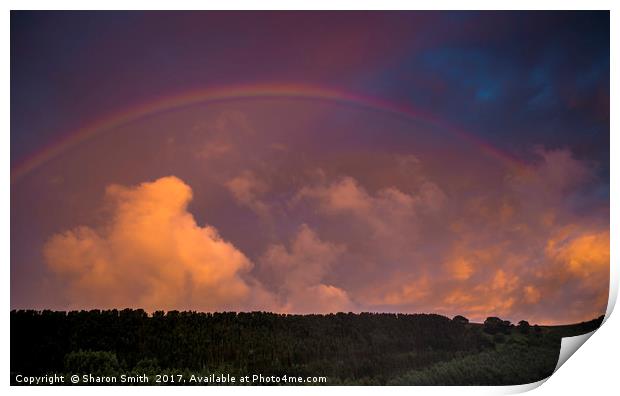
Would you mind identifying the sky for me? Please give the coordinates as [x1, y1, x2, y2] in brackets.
[10, 11, 609, 324]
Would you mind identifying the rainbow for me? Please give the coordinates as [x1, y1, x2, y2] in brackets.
[11, 83, 524, 182]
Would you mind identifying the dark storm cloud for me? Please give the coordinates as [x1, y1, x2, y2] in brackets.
[11, 11, 608, 169]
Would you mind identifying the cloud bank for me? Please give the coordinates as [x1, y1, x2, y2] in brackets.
[43, 177, 355, 314]
[41, 145, 608, 324]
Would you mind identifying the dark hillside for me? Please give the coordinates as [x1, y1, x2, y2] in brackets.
[10, 310, 603, 385]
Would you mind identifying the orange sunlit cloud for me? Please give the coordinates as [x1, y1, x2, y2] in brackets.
[44, 176, 275, 312]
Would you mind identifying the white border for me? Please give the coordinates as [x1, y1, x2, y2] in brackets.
[4, 2, 617, 396]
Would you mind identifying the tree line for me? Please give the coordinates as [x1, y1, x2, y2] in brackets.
[10, 309, 603, 385]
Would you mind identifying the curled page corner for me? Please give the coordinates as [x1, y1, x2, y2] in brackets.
[553, 330, 597, 373]
[501, 327, 600, 394]
[501, 377, 548, 394]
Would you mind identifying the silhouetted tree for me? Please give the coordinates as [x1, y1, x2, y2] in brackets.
[484, 317, 512, 335]
[518, 320, 530, 334]
[452, 315, 469, 325]
[483, 317, 502, 334]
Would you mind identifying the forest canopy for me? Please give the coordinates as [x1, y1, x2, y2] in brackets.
[10, 310, 603, 386]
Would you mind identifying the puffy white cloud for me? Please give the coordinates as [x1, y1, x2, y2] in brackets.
[259, 224, 354, 313]
[295, 175, 445, 237]
[226, 170, 270, 217]
[44, 176, 276, 312]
